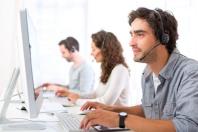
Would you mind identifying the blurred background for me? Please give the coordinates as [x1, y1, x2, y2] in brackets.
[1, 0, 198, 105]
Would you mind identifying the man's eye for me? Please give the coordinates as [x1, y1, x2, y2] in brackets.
[137, 33, 144, 37]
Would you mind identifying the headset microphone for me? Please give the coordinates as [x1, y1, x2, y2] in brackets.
[139, 42, 160, 61]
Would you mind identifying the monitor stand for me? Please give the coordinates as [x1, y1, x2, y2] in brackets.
[0, 68, 46, 130]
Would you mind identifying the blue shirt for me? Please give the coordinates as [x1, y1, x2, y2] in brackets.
[68, 60, 95, 94]
[141, 50, 198, 132]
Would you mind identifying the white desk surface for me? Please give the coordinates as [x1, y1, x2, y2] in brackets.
[0, 98, 133, 132]
[0, 98, 82, 132]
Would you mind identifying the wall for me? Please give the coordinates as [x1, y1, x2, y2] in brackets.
[1, 0, 198, 105]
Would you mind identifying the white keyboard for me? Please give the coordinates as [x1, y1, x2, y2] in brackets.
[56, 113, 82, 131]
[50, 96, 75, 107]
[40, 100, 67, 113]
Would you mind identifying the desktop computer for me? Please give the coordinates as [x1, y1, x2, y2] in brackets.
[19, 8, 43, 119]
[0, 8, 83, 131]
[0, 8, 45, 130]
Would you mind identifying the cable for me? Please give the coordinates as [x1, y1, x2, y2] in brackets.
[0, 92, 23, 102]
[16, 85, 23, 100]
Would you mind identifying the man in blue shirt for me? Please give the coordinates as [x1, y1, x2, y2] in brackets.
[80, 7, 198, 132]
[36, 37, 95, 97]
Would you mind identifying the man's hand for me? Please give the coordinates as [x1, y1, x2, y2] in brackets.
[80, 109, 118, 130]
[55, 88, 70, 97]
[34, 83, 69, 97]
[34, 86, 42, 97]
[43, 83, 66, 91]
[41, 83, 69, 97]
[80, 101, 112, 111]
[67, 92, 80, 103]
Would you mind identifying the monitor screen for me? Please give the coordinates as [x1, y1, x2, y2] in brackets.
[19, 8, 43, 118]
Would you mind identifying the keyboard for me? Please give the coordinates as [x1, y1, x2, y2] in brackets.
[40, 99, 67, 113]
[50, 96, 75, 107]
[56, 112, 82, 131]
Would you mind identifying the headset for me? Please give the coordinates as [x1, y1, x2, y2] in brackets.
[138, 9, 170, 61]
[153, 9, 169, 45]
[70, 46, 76, 52]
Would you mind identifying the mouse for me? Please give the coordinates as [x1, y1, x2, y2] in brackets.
[20, 106, 27, 111]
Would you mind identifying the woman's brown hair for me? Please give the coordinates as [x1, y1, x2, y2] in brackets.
[91, 30, 128, 84]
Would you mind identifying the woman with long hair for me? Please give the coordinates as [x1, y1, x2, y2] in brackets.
[56, 30, 130, 106]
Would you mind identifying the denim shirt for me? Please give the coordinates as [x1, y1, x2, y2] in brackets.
[141, 50, 198, 132]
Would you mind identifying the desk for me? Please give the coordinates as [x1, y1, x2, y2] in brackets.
[0, 99, 133, 132]
[0, 99, 82, 132]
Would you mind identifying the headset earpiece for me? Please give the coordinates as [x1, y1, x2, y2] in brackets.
[153, 9, 169, 45]
[70, 46, 75, 52]
[161, 33, 169, 45]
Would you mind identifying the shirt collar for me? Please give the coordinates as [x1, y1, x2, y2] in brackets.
[143, 49, 181, 80]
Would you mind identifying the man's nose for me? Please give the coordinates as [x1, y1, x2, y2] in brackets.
[129, 37, 137, 47]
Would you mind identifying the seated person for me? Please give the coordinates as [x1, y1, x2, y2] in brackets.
[35, 37, 95, 97]
[80, 7, 198, 132]
[56, 30, 131, 106]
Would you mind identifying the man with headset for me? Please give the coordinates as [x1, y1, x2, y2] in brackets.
[38, 37, 95, 97]
[80, 7, 198, 131]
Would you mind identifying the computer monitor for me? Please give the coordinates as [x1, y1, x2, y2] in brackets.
[19, 8, 43, 119]
[0, 8, 45, 130]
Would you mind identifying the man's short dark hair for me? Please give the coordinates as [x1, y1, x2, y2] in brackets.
[58, 37, 79, 52]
